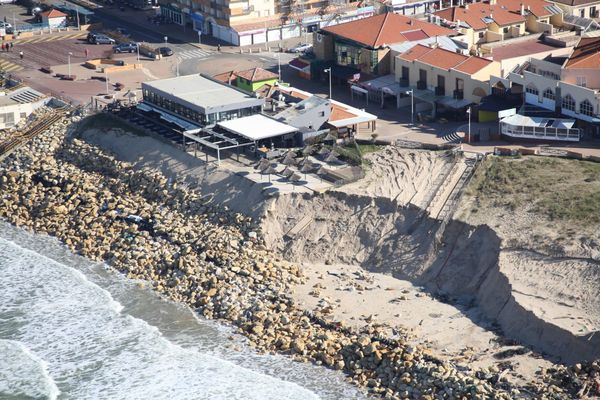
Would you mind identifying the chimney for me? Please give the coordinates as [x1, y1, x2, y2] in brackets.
[465, 3, 469, 9]
[490, 0, 496, 4]
[490, 12, 494, 19]
[520, 3, 525, 15]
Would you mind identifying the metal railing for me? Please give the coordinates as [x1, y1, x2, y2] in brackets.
[500, 121, 581, 141]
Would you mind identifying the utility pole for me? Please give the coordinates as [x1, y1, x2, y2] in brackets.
[68, 51, 72, 77]
[324, 68, 332, 99]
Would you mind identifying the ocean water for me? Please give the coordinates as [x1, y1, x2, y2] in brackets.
[0, 222, 367, 400]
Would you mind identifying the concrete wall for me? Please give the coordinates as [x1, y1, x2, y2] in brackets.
[0, 99, 46, 129]
[313, 32, 335, 61]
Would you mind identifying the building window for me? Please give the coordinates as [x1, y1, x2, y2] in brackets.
[577, 76, 587, 87]
[543, 88, 555, 100]
[319, 111, 325, 117]
[562, 94, 575, 112]
[478, 31, 484, 38]
[591, 6, 597, 17]
[580, 99, 594, 116]
[525, 84, 538, 96]
[503, 27, 509, 33]
[580, 8, 585, 17]
[335, 43, 361, 68]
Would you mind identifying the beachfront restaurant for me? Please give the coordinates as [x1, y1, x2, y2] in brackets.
[183, 114, 298, 163]
[140, 74, 264, 128]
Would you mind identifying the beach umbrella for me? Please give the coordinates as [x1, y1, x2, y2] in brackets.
[262, 165, 278, 182]
[289, 173, 302, 191]
[325, 151, 340, 164]
[299, 162, 315, 180]
[279, 166, 294, 178]
[281, 151, 298, 166]
[254, 158, 270, 170]
[323, 132, 337, 144]
[317, 146, 330, 156]
[302, 145, 314, 156]
[316, 165, 328, 182]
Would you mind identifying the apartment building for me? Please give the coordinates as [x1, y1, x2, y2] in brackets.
[550, 0, 600, 18]
[170, 0, 374, 46]
[501, 36, 600, 136]
[434, 0, 564, 50]
[313, 13, 457, 77]
[395, 44, 501, 116]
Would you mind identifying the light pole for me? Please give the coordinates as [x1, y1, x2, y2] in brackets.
[277, 53, 281, 82]
[67, 51, 73, 77]
[324, 68, 332, 100]
[105, 70, 109, 95]
[164, 36, 168, 46]
[467, 106, 471, 144]
[136, 43, 140, 62]
[406, 89, 414, 125]
[176, 57, 180, 76]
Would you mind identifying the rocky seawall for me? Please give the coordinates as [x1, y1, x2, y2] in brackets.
[0, 114, 597, 399]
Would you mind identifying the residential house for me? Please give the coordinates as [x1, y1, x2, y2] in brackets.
[434, 0, 563, 50]
[395, 43, 501, 116]
[550, 0, 600, 18]
[498, 36, 600, 137]
[213, 67, 279, 92]
[312, 13, 457, 78]
[39, 9, 68, 29]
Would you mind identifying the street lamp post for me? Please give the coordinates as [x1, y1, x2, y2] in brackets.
[324, 68, 332, 100]
[176, 57, 180, 77]
[407, 89, 414, 125]
[67, 51, 73, 77]
[136, 43, 140, 62]
[105, 70, 109, 95]
[164, 36, 168, 46]
[467, 106, 472, 144]
[277, 53, 281, 82]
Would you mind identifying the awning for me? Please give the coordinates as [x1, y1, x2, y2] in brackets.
[437, 97, 472, 109]
[331, 65, 360, 80]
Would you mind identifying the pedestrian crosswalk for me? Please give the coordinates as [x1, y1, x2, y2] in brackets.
[0, 59, 24, 73]
[177, 48, 213, 60]
[13, 32, 87, 45]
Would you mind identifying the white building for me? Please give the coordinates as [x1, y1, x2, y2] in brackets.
[0, 87, 47, 130]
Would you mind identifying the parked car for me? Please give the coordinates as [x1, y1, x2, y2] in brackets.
[113, 42, 138, 53]
[288, 43, 312, 53]
[0, 21, 13, 34]
[91, 34, 115, 45]
[157, 47, 173, 56]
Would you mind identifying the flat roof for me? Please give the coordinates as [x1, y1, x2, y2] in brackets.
[217, 114, 297, 141]
[489, 39, 563, 61]
[142, 74, 263, 114]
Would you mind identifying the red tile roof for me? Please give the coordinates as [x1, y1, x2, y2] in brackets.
[565, 36, 600, 69]
[236, 67, 279, 82]
[487, 38, 563, 61]
[398, 44, 493, 73]
[434, 0, 554, 30]
[321, 13, 457, 48]
[40, 9, 67, 18]
[418, 46, 470, 69]
[397, 43, 435, 61]
[213, 70, 237, 84]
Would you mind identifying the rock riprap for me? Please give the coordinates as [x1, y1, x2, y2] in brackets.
[0, 115, 593, 399]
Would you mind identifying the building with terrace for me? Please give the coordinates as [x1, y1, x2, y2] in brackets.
[434, 0, 564, 50]
[312, 13, 457, 78]
[494, 36, 600, 137]
[394, 43, 501, 117]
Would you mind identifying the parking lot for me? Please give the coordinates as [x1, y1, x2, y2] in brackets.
[0, 3, 39, 32]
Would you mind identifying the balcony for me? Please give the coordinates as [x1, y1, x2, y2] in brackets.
[435, 86, 445, 96]
[453, 89, 464, 100]
[417, 80, 427, 90]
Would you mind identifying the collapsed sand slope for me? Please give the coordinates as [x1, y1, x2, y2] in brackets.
[339, 147, 454, 207]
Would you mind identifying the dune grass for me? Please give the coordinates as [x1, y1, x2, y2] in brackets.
[468, 155, 600, 224]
